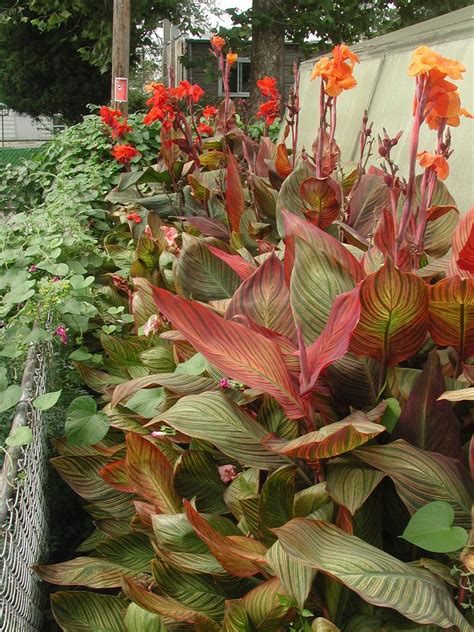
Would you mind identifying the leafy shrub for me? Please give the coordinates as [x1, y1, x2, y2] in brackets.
[29, 40, 474, 631]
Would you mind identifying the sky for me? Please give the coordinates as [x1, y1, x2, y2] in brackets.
[208, 0, 252, 29]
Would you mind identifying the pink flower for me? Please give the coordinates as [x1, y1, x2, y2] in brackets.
[151, 430, 167, 438]
[52, 276, 60, 282]
[54, 326, 68, 345]
[160, 225, 178, 246]
[29, 264, 38, 273]
[143, 314, 162, 337]
[219, 377, 231, 389]
[218, 464, 238, 483]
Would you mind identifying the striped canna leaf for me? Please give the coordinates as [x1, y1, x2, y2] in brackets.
[350, 259, 429, 366]
[226, 151, 245, 233]
[428, 276, 474, 361]
[354, 440, 472, 528]
[184, 499, 268, 577]
[125, 433, 181, 513]
[122, 575, 221, 631]
[175, 234, 241, 301]
[158, 392, 287, 470]
[151, 286, 309, 419]
[271, 405, 387, 461]
[50, 593, 127, 631]
[226, 253, 295, 338]
[275, 519, 472, 631]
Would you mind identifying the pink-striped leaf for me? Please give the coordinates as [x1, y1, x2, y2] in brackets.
[206, 244, 257, 280]
[350, 260, 429, 366]
[301, 288, 361, 394]
[226, 151, 245, 233]
[151, 286, 309, 419]
[282, 210, 364, 286]
[125, 433, 181, 513]
[226, 253, 295, 338]
[271, 405, 386, 461]
[449, 206, 474, 279]
[428, 276, 474, 360]
[121, 575, 220, 631]
[184, 500, 267, 577]
[392, 350, 462, 459]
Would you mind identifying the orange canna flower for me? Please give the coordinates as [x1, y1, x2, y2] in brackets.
[211, 35, 225, 51]
[311, 44, 359, 97]
[226, 52, 238, 66]
[409, 46, 466, 80]
[417, 151, 449, 180]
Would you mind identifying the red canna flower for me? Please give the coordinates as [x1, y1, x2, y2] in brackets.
[257, 76, 278, 98]
[126, 211, 142, 223]
[112, 144, 140, 164]
[202, 104, 218, 119]
[256, 99, 281, 125]
[111, 119, 132, 139]
[99, 105, 122, 126]
[417, 151, 449, 180]
[197, 121, 214, 136]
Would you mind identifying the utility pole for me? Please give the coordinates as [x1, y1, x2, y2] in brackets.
[111, 0, 131, 116]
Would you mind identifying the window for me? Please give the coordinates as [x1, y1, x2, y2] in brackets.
[218, 57, 251, 97]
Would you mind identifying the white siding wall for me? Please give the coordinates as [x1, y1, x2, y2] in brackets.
[0, 112, 53, 142]
[295, 7, 474, 213]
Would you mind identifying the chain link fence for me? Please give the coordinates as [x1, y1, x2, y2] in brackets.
[0, 338, 52, 631]
[0, 147, 45, 166]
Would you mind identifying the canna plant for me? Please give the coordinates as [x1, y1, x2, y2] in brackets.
[35, 40, 474, 631]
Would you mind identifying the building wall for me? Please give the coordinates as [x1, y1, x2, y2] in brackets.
[184, 40, 306, 106]
[295, 6, 474, 214]
[0, 111, 53, 143]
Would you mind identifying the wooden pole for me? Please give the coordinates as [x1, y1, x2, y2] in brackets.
[111, 0, 131, 116]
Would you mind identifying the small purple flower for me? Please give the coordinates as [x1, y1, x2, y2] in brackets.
[52, 276, 60, 282]
[29, 264, 38, 273]
[54, 325, 68, 345]
[150, 430, 167, 438]
[219, 377, 231, 389]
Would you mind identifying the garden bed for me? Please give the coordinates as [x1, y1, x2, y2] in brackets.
[1, 39, 473, 632]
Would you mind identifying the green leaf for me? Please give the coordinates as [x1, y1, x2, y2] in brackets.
[69, 348, 93, 361]
[33, 389, 62, 411]
[121, 575, 220, 631]
[65, 396, 110, 446]
[259, 465, 296, 544]
[174, 450, 228, 514]
[175, 352, 208, 376]
[124, 603, 168, 632]
[401, 501, 468, 553]
[266, 540, 316, 609]
[379, 398, 400, 433]
[50, 592, 127, 631]
[152, 558, 228, 620]
[291, 237, 355, 344]
[0, 384, 22, 413]
[125, 387, 165, 418]
[326, 457, 385, 515]
[276, 519, 471, 631]
[159, 392, 287, 469]
[5, 426, 33, 447]
[175, 234, 241, 301]
[354, 440, 472, 528]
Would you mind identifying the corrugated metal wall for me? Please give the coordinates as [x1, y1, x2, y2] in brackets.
[295, 6, 474, 213]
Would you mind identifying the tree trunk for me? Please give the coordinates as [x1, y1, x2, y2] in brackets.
[249, 0, 286, 116]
